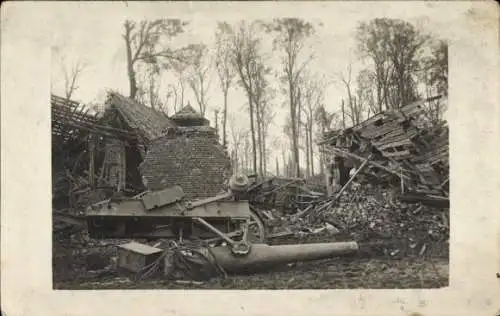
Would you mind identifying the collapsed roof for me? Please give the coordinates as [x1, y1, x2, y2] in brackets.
[51, 94, 136, 148]
[104, 91, 176, 143]
[320, 96, 449, 195]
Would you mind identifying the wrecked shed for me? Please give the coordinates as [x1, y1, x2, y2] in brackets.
[320, 96, 449, 199]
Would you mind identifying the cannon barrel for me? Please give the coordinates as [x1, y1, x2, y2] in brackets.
[210, 242, 359, 273]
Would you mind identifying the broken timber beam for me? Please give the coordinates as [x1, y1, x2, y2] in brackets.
[334, 155, 372, 199]
[299, 155, 372, 219]
[324, 147, 412, 181]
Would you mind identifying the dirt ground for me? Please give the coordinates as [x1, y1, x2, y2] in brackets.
[56, 257, 448, 290]
[53, 234, 448, 290]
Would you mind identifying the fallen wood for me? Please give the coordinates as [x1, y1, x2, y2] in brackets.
[333, 155, 372, 200]
[397, 193, 449, 208]
[323, 147, 412, 181]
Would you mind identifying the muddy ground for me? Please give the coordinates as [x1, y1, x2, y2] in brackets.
[53, 233, 448, 290]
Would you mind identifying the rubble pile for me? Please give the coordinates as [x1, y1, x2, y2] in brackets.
[254, 180, 448, 259]
[320, 96, 449, 197]
[321, 185, 448, 255]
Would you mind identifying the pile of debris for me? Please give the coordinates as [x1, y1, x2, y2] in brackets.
[246, 96, 451, 258]
[320, 96, 449, 198]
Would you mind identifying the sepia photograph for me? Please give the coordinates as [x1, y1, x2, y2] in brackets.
[2, 1, 499, 315]
[50, 5, 449, 290]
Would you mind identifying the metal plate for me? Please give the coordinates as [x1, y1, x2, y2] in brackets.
[86, 200, 252, 218]
[141, 186, 185, 210]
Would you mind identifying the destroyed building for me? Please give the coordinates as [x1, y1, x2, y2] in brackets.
[52, 92, 231, 210]
[98, 92, 176, 193]
[139, 104, 232, 199]
[51, 94, 138, 209]
[320, 96, 449, 203]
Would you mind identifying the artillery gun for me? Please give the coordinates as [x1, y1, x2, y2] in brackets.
[85, 174, 266, 255]
[85, 173, 359, 274]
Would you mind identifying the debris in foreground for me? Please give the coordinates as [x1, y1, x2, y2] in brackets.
[116, 239, 359, 281]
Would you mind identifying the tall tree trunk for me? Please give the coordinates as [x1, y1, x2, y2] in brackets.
[179, 81, 184, 109]
[222, 91, 228, 149]
[376, 75, 383, 112]
[290, 83, 300, 178]
[149, 72, 156, 109]
[319, 121, 326, 175]
[282, 150, 286, 178]
[256, 103, 264, 177]
[305, 122, 310, 177]
[309, 120, 314, 176]
[214, 110, 219, 137]
[341, 99, 346, 129]
[125, 36, 137, 100]
[262, 130, 267, 176]
[275, 157, 279, 176]
[248, 96, 258, 175]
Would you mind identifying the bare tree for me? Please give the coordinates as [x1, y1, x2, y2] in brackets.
[260, 98, 276, 175]
[228, 20, 264, 175]
[419, 39, 448, 122]
[255, 83, 276, 176]
[300, 72, 327, 176]
[251, 61, 274, 177]
[356, 18, 427, 109]
[336, 63, 367, 126]
[423, 39, 448, 97]
[186, 43, 212, 116]
[134, 56, 169, 112]
[228, 114, 248, 174]
[61, 57, 87, 100]
[264, 18, 315, 177]
[165, 83, 179, 113]
[123, 19, 191, 100]
[314, 104, 340, 174]
[215, 22, 237, 149]
[356, 68, 378, 115]
[170, 61, 189, 111]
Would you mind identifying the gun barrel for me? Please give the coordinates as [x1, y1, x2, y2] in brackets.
[210, 242, 359, 273]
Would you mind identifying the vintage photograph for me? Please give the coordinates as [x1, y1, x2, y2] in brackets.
[51, 7, 449, 290]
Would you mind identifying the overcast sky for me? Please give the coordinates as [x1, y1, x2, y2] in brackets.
[49, 1, 455, 172]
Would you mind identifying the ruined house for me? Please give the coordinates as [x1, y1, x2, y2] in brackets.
[139, 104, 232, 199]
[320, 96, 449, 199]
[51, 94, 140, 209]
[98, 91, 176, 193]
[53, 91, 232, 209]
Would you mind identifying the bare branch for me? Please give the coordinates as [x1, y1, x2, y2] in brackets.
[61, 58, 87, 100]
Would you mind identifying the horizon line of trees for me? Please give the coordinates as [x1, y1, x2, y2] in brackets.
[54, 17, 448, 179]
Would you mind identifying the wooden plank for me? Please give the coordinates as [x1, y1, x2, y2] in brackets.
[323, 147, 412, 180]
[400, 96, 442, 117]
[377, 139, 413, 151]
[352, 112, 386, 131]
[382, 149, 411, 159]
[362, 121, 404, 139]
[373, 128, 419, 147]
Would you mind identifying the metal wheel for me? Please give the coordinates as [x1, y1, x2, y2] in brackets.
[205, 209, 267, 247]
[245, 209, 267, 243]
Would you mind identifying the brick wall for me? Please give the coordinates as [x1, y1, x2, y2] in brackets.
[139, 130, 231, 199]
